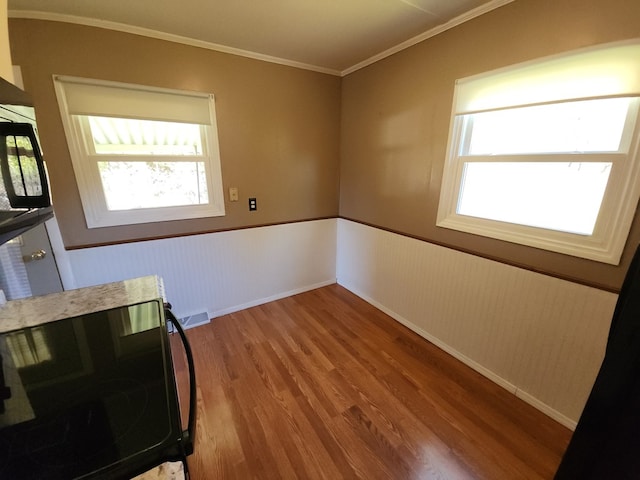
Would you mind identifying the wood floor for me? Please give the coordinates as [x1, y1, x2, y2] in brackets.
[170, 284, 572, 480]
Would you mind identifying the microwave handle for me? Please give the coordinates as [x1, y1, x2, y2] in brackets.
[164, 305, 197, 456]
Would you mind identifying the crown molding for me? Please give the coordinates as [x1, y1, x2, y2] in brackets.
[8, 10, 342, 76]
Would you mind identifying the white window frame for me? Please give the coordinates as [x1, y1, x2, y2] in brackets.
[437, 40, 640, 265]
[54, 76, 225, 228]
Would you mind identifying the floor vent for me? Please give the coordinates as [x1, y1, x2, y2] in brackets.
[168, 311, 210, 332]
[179, 311, 210, 330]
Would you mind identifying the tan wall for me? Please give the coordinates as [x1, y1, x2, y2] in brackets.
[340, 0, 640, 292]
[8, 1, 640, 290]
[8, 19, 341, 248]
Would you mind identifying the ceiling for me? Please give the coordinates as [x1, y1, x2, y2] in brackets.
[8, 0, 512, 75]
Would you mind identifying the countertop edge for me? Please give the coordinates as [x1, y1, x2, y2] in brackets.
[0, 275, 165, 333]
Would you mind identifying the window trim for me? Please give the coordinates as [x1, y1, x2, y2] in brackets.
[436, 41, 640, 265]
[54, 76, 225, 228]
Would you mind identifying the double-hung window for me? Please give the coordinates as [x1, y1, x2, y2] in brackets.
[437, 41, 640, 265]
[54, 76, 225, 228]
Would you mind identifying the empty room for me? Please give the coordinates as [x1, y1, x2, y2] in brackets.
[1, 0, 639, 478]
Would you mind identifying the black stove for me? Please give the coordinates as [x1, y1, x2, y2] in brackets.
[0, 299, 195, 479]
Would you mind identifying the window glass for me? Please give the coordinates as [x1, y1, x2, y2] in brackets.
[88, 116, 203, 156]
[458, 162, 612, 235]
[466, 98, 630, 155]
[98, 161, 208, 210]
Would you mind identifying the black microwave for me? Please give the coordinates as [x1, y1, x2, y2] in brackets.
[0, 77, 53, 244]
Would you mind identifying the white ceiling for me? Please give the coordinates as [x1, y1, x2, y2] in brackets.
[8, 0, 513, 75]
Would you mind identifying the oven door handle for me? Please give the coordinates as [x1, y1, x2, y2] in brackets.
[164, 306, 196, 456]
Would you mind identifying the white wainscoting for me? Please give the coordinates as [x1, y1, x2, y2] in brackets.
[49, 215, 616, 427]
[53, 219, 337, 321]
[336, 219, 618, 428]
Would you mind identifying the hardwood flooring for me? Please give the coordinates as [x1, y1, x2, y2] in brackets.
[170, 284, 572, 479]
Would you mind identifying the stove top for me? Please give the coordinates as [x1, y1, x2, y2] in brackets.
[0, 299, 184, 479]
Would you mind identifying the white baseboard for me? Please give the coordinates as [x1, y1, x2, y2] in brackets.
[514, 388, 577, 430]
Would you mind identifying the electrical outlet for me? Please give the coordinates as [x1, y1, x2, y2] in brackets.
[229, 187, 238, 202]
[249, 197, 257, 211]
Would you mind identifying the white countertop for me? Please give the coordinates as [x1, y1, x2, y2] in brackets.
[0, 275, 165, 333]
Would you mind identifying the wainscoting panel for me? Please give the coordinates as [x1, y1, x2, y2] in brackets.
[60, 219, 337, 321]
[336, 219, 618, 427]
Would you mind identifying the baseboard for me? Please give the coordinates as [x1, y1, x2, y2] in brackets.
[339, 281, 577, 431]
[514, 388, 577, 430]
[210, 279, 337, 318]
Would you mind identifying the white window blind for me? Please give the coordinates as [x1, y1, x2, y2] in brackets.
[57, 77, 213, 125]
[453, 41, 640, 115]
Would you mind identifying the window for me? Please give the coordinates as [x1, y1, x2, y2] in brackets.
[54, 77, 225, 228]
[437, 41, 640, 265]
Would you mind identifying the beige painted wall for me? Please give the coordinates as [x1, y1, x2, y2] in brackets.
[340, 0, 640, 292]
[8, 19, 341, 248]
[8, 1, 640, 290]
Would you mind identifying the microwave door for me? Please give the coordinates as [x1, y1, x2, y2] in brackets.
[0, 123, 50, 209]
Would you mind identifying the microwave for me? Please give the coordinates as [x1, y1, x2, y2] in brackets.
[0, 77, 53, 244]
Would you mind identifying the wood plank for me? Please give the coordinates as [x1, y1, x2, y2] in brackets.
[171, 284, 571, 479]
